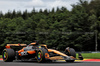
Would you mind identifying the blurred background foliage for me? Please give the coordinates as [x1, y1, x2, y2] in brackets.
[0, 0, 100, 51]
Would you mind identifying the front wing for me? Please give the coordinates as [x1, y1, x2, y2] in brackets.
[47, 49, 83, 61]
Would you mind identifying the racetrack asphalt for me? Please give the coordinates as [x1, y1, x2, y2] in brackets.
[0, 60, 100, 66]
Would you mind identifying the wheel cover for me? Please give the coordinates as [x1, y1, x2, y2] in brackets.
[38, 52, 42, 60]
[3, 52, 7, 58]
[37, 50, 43, 62]
[3, 51, 8, 61]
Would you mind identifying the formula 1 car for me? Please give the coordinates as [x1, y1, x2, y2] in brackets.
[2, 41, 83, 62]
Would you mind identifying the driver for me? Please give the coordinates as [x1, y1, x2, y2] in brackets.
[30, 40, 39, 46]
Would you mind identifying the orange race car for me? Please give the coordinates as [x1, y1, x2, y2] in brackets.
[2, 41, 83, 63]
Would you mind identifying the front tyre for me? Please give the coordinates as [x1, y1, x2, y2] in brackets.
[65, 48, 76, 62]
[36, 48, 49, 63]
[68, 48, 76, 58]
[2, 49, 15, 62]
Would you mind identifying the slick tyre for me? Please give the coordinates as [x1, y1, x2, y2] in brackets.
[68, 48, 76, 58]
[66, 48, 76, 62]
[2, 49, 15, 62]
[36, 48, 49, 63]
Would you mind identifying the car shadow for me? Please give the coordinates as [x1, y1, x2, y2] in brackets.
[14, 60, 83, 64]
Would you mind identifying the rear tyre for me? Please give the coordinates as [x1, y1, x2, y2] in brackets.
[36, 48, 49, 63]
[65, 48, 76, 62]
[2, 49, 15, 62]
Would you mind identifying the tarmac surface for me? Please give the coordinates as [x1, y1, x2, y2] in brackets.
[0, 60, 100, 66]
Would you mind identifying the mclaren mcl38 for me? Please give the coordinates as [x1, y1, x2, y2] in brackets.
[2, 41, 83, 63]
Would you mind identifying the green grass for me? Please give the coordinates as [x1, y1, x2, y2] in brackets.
[0, 55, 2, 58]
[76, 53, 100, 59]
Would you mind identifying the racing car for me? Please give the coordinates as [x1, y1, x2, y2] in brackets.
[2, 41, 83, 62]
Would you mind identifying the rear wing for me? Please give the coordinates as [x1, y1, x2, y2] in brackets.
[6, 44, 27, 51]
[7, 44, 27, 46]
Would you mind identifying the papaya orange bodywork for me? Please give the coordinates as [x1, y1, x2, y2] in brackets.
[27, 51, 36, 54]
[45, 53, 49, 59]
[7, 44, 27, 46]
[5, 46, 11, 49]
[48, 49, 67, 57]
[18, 49, 24, 53]
[40, 44, 48, 49]
[19, 53, 22, 56]
[49, 56, 64, 60]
